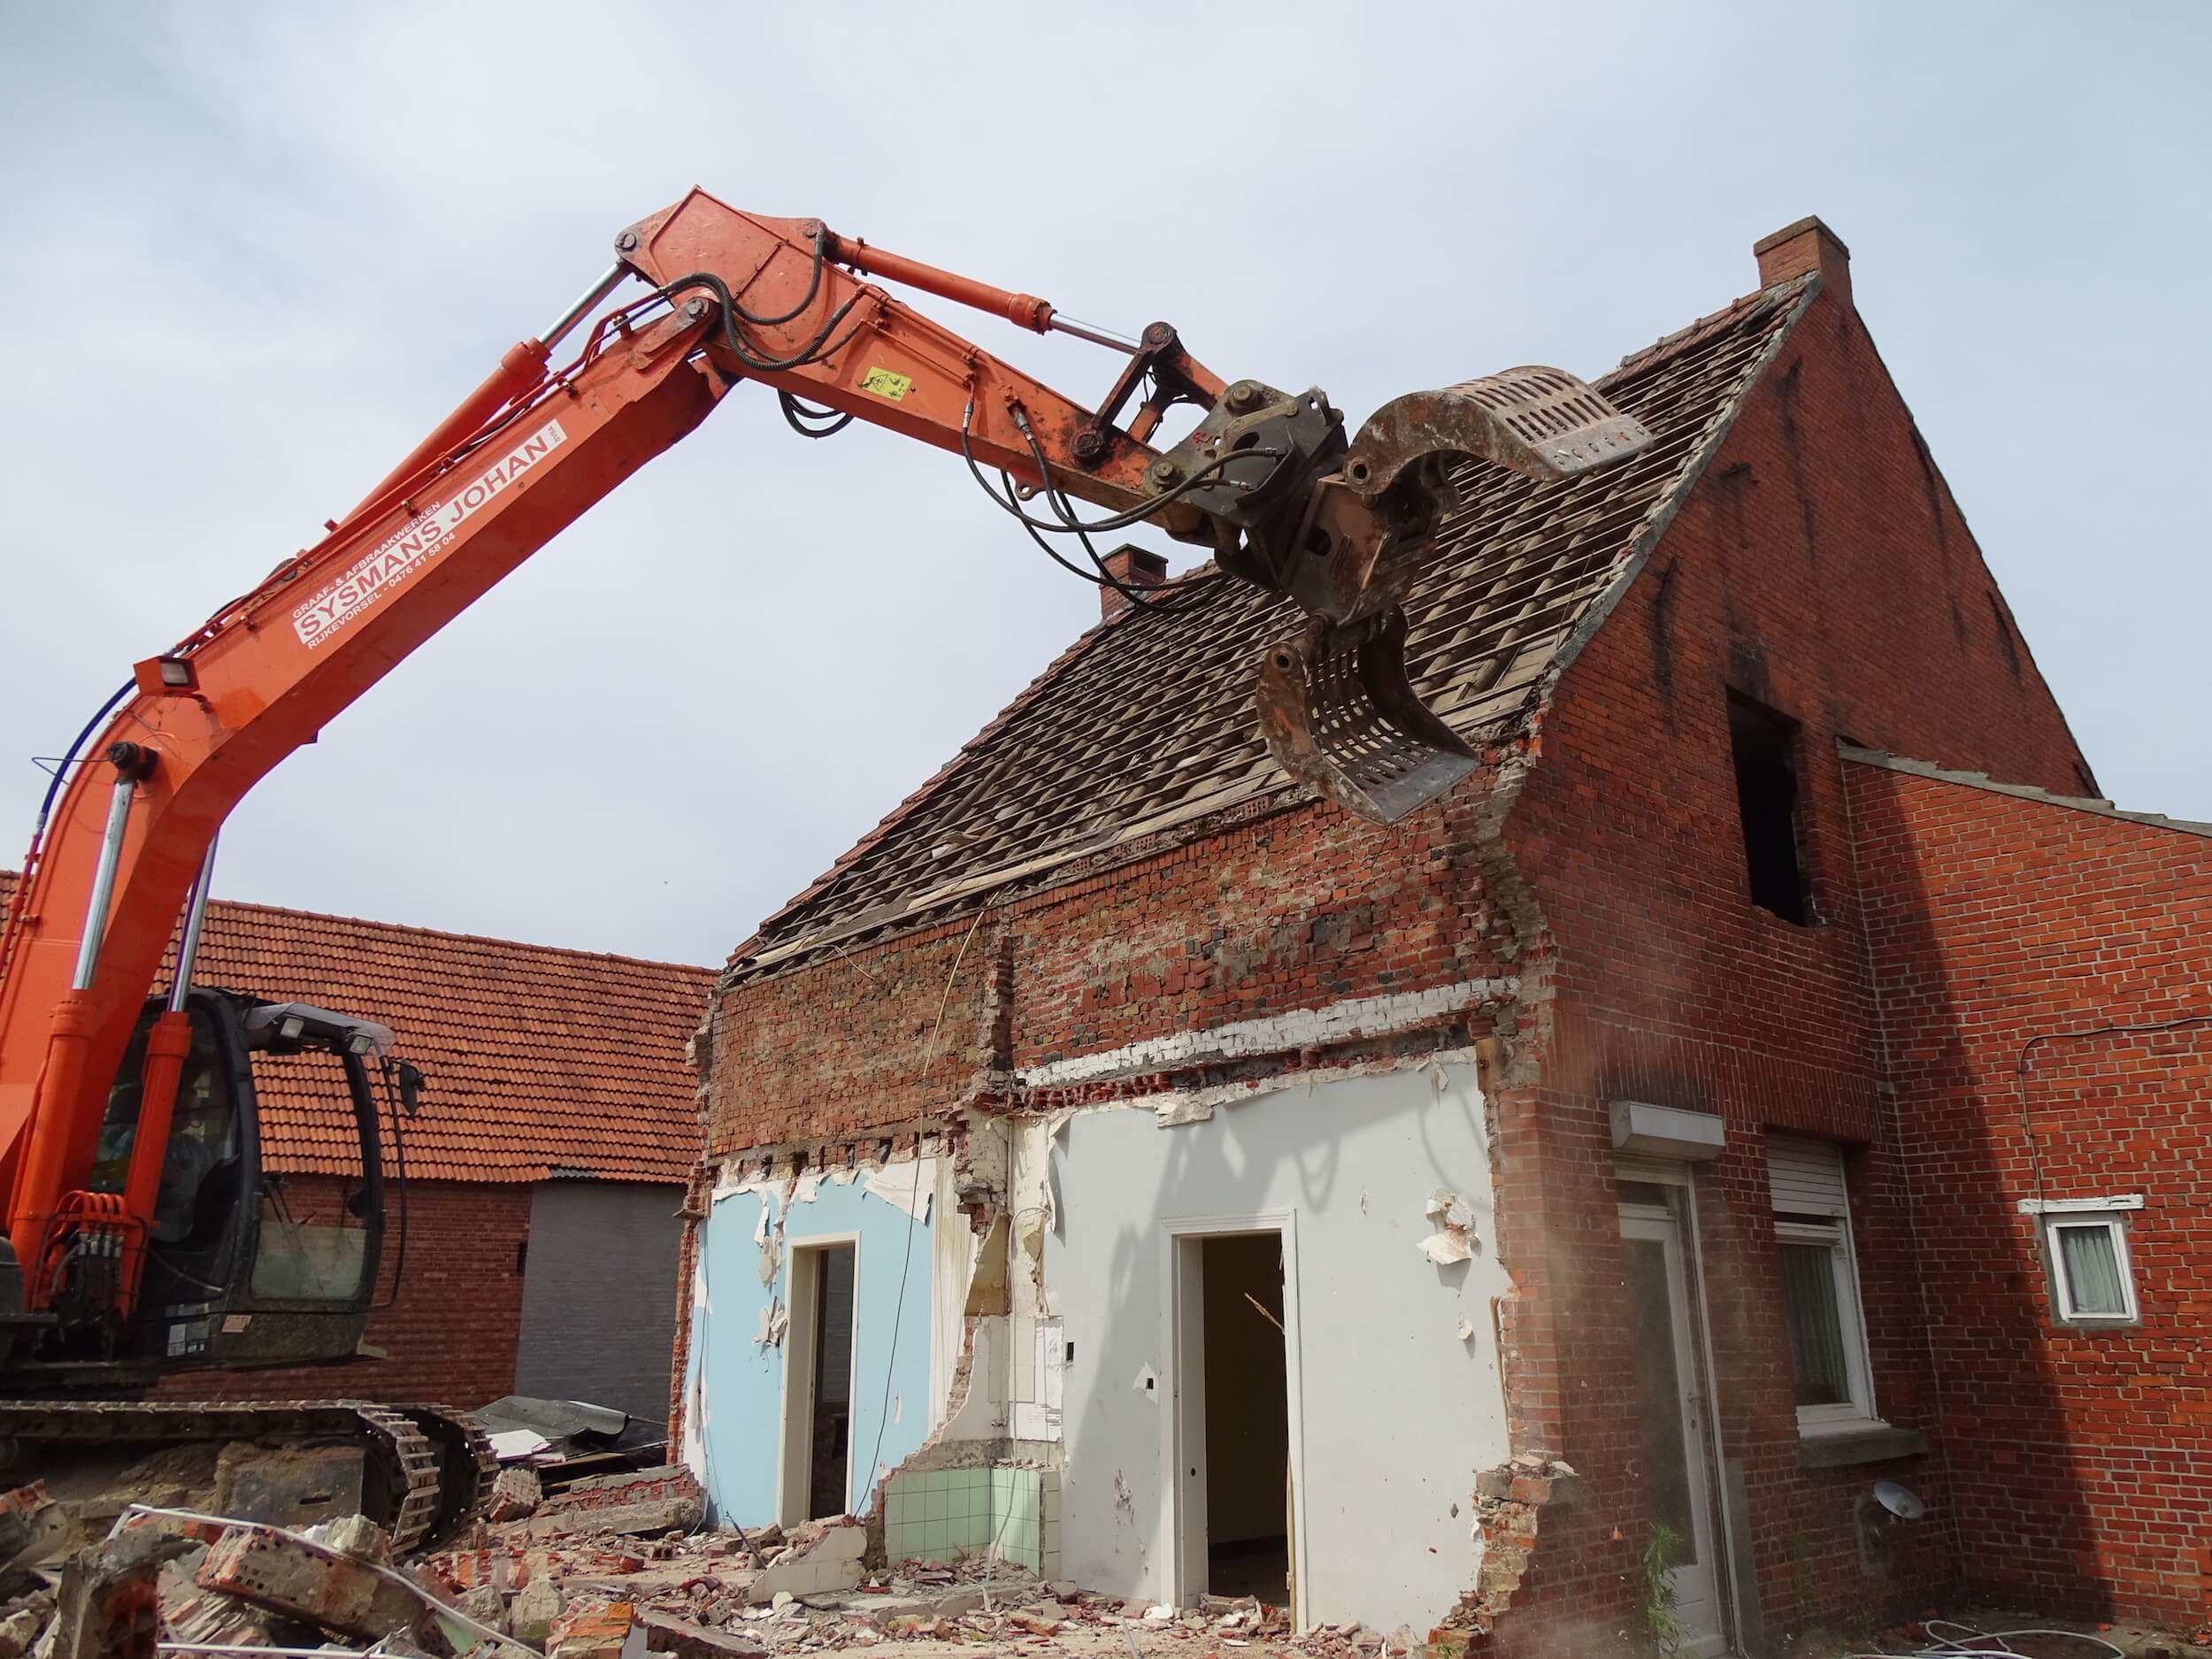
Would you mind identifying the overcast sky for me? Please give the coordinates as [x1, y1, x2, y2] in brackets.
[3, 3, 2206, 970]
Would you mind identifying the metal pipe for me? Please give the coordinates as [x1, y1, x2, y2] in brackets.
[71, 772, 138, 990]
[1048, 312, 1141, 354]
[166, 832, 219, 1013]
[538, 263, 631, 352]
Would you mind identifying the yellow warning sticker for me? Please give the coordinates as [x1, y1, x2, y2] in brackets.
[860, 366, 913, 402]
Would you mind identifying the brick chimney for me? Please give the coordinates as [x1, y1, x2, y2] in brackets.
[1100, 544, 1168, 618]
[1754, 215, 1850, 305]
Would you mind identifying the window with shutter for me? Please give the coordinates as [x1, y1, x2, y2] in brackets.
[1767, 1137, 1878, 1432]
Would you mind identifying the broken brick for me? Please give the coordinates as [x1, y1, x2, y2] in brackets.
[196, 1525, 425, 1640]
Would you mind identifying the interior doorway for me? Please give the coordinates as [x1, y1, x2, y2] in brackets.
[1202, 1233, 1290, 1600]
[1617, 1180, 1729, 1657]
[780, 1240, 857, 1523]
[1169, 1221, 1301, 1617]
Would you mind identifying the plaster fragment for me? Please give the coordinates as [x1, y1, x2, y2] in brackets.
[864, 1157, 936, 1221]
[1153, 1095, 1215, 1127]
[1419, 1187, 1479, 1263]
[755, 1301, 787, 1348]
[1426, 1188, 1476, 1231]
[1418, 1231, 1473, 1265]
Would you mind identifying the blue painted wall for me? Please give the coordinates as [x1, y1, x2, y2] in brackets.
[683, 1174, 934, 1523]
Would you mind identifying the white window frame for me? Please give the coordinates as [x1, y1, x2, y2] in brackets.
[2042, 1209, 2140, 1326]
[1773, 1213, 1879, 1434]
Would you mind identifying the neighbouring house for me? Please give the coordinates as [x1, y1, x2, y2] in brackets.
[670, 217, 2209, 1651]
[1843, 752, 2210, 1628]
[0, 872, 713, 1417]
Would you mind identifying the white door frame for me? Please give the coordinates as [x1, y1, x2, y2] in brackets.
[1618, 1193, 1728, 1657]
[776, 1232, 862, 1525]
[1158, 1210, 1309, 1627]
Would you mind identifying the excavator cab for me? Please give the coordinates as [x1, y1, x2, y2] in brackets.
[80, 989, 401, 1378]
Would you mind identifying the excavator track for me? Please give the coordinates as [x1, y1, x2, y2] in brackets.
[0, 1398, 491, 1553]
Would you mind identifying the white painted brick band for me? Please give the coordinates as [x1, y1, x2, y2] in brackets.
[1017, 977, 1517, 1088]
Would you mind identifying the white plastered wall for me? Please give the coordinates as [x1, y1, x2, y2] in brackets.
[1041, 1060, 1511, 1632]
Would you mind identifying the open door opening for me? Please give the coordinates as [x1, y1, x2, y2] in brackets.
[780, 1240, 857, 1523]
[1198, 1233, 1291, 1605]
[1618, 1179, 1730, 1657]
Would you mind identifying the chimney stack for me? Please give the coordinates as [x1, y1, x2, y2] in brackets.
[1754, 215, 1851, 306]
[1099, 544, 1168, 618]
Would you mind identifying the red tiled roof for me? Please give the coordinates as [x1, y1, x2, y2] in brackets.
[0, 872, 711, 1184]
[727, 276, 1818, 981]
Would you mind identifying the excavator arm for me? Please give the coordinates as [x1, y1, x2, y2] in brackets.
[0, 186, 1649, 1330]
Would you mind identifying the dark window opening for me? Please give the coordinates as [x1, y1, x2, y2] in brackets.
[1726, 691, 1809, 924]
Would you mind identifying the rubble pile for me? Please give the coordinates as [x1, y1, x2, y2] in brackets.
[0, 1458, 1452, 1659]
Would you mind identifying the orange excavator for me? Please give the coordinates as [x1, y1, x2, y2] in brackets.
[0, 190, 1649, 1544]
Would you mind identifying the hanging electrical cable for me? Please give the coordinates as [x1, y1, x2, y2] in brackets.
[955, 398, 1249, 614]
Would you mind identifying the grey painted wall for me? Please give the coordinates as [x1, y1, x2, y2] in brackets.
[516, 1179, 683, 1423]
[1045, 1064, 1512, 1632]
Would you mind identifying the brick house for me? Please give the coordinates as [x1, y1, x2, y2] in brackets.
[0, 872, 712, 1415]
[1844, 753, 2210, 1626]
[671, 218, 2205, 1648]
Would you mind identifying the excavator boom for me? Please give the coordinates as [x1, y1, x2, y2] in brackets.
[0, 188, 1649, 1371]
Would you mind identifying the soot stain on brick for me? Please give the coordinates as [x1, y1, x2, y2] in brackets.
[1910, 425, 1954, 567]
[1948, 596, 1968, 649]
[1727, 634, 1772, 704]
[1773, 359, 1827, 568]
[1645, 558, 1682, 711]
[1985, 591, 2023, 680]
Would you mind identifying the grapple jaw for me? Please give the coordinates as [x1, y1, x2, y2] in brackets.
[1162, 365, 1651, 824]
[1255, 611, 1478, 826]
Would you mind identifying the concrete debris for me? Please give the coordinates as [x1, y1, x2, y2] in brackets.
[749, 1523, 864, 1599]
[638, 1609, 768, 1659]
[509, 1575, 565, 1647]
[195, 1521, 428, 1640]
[528, 1468, 703, 1540]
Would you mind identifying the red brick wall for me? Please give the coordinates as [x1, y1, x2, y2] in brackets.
[705, 783, 1521, 1154]
[1847, 759, 2212, 1626]
[1489, 277, 2095, 1649]
[152, 1178, 530, 1408]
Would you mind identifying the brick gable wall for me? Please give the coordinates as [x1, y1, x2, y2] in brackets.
[688, 257, 2156, 1647]
[1846, 759, 2212, 1626]
[1485, 280, 2096, 1650]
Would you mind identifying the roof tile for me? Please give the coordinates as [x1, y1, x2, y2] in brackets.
[0, 873, 712, 1184]
[729, 276, 1817, 979]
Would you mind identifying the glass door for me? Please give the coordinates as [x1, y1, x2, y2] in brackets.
[1619, 1194, 1726, 1656]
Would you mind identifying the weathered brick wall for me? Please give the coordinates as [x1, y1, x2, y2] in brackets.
[1847, 759, 2212, 1626]
[1490, 269, 2096, 1649]
[152, 1178, 531, 1408]
[696, 247, 2134, 1648]
[706, 922, 994, 1155]
[705, 780, 1522, 1155]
